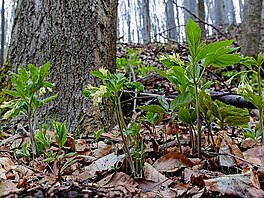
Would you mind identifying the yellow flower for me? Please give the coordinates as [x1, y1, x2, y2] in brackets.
[169, 53, 184, 66]
[91, 85, 107, 106]
[99, 67, 108, 76]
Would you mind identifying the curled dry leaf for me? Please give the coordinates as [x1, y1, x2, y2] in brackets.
[204, 167, 263, 198]
[243, 145, 264, 166]
[0, 157, 14, 180]
[136, 162, 173, 192]
[79, 152, 125, 180]
[153, 151, 194, 173]
[92, 141, 112, 158]
[98, 172, 138, 194]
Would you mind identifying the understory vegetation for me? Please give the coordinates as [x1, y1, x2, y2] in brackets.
[1, 19, 264, 197]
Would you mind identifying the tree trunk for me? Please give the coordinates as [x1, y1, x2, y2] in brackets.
[198, 0, 206, 39]
[165, 0, 177, 41]
[0, 0, 118, 134]
[241, 0, 263, 57]
[0, 0, 4, 68]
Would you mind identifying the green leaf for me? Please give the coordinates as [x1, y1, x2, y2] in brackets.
[42, 157, 56, 163]
[39, 62, 50, 80]
[28, 64, 39, 83]
[205, 54, 241, 67]
[157, 96, 169, 111]
[137, 104, 166, 114]
[178, 107, 192, 124]
[170, 92, 192, 112]
[90, 70, 105, 79]
[2, 89, 21, 97]
[186, 18, 201, 58]
[64, 152, 77, 158]
[40, 94, 58, 106]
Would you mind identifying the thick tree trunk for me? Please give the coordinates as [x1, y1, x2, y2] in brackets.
[0, 0, 118, 134]
[241, 0, 263, 57]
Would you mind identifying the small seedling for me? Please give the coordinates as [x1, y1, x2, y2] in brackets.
[93, 129, 104, 147]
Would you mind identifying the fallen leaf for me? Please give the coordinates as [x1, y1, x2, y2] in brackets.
[243, 146, 264, 166]
[92, 141, 112, 158]
[136, 162, 173, 191]
[204, 168, 261, 197]
[79, 152, 125, 180]
[98, 172, 138, 194]
[153, 151, 194, 173]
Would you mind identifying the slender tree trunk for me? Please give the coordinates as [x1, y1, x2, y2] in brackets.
[0, 0, 5, 68]
[241, 0, 263, 57]
[165, 0, 177, 41]
[198, 0, 206, 39]
[0, 0, 118, 134]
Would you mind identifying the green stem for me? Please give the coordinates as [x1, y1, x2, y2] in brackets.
[173, 121, 182, 153]
[258, 67, 264, 144]
[195, 83, 202, 158]
[115, 98, 135, 175]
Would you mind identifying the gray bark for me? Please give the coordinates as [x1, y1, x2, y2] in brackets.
[165, 0, 177, 41]
[214, 0, 225, 25]
[1, 0, 118, 134]
[241, 0, 263, 57]
[198, 0, 205, 38]
[183, 0, 197, 25]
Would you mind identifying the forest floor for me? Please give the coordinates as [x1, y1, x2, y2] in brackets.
[1, 26, 264, 197]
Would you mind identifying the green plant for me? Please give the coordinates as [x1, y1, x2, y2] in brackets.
[93, 129, 104, 148]
[0, 62, 57, 158]
[34, 128, 51, 157]
[125, 121, 144, 177]
[83, 68, 143, 176]
[243, 127, 262, 141]
[15, 142, 30, 160]
[43, 120, 77, 183]
[235, 53, 264, 144]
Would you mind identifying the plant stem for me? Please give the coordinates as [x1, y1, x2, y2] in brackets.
[195, 83, 202, 158]
[116, 98, 135, 175]
[257, 67, 264, 144]
[27, 110, 35, 162]
[173, 121, 182, 153]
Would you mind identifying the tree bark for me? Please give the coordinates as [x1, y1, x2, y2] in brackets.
[0, 0, 118, 134]
[241, 0, 263, 57]
[165, 0, 177, 41]
[198, 0, 206, 39]
[0, 0, 5, 68]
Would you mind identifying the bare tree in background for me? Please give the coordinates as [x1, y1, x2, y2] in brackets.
[241, 0, 263, 57]
[198, 0, 206, 38]
[165, 0, 177, 41]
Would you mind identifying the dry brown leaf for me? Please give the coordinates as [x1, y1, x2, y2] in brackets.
[153, 151, 194, 173]
[136, 162, 173, 191]
[92, 141, 112, 158]
[240, 138, 257, 149]
[79, 152, 125, 180]
[243, 146, 264, 166]
[98, 172, 138, 194]
[75, 139, 91, 155]
[0, 180, 18, 196]
[204, 168, 261, 198]
[219, 137, 236, 167]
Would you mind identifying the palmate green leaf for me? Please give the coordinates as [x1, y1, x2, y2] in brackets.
[2, 89, 21, 97]
[90, 70, 105, 80]
[170, 92, 192, 112]
[17, 66, 29, 82]
[257, 53, 264, 67]
[186, 18, 201, 58]
[157, 96, 169, 111]
[178, 107, 195, 124]
[28, 64, 39, 83]
[39, 62, 50, 80]
[40, 94, 58, 106]
[198, 40, 235, 62]
[240, 57, 257, 70]
[52, 120, 67, 149]
[137, 104, 166, 113]
[205, 53, 241, 68]
[1, 100, 27, 119]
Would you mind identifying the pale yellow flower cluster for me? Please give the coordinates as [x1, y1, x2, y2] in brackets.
[237, 82, 253, 94]
[91, 85, 107, 106]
